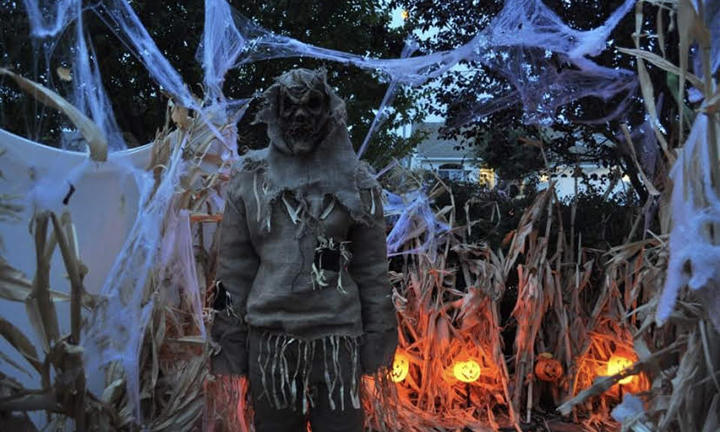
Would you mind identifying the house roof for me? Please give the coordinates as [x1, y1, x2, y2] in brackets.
[413, 122, 475, 160]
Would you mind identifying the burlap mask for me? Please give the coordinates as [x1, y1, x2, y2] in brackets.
[251, 68, 379, 227]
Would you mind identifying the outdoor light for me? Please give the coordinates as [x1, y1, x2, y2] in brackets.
[452, 359, 481, 383]
[390, 351, 410, 383]
[607, 354, 635, 385]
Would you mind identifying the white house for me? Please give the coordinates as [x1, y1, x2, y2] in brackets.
[403, 122, 631, 198]
[406, 122, 495, 187]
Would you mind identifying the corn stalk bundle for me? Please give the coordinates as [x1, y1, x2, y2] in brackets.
[0, 74, 241, 430]
[372, 180, 515, 431]
[2, 2, 718, 426]
[561, 1, 720, 431]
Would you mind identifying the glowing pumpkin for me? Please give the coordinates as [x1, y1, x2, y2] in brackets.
[535, 352, 563, 382]
[390, 351, 410, 383]
[607, 354, 635, 385]
[452, 359, 481, 383]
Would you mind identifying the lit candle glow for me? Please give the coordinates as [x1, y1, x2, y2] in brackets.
[452, 359, 481, 383]
[390, 351, 410, 383]
[607, 354, 635, 385]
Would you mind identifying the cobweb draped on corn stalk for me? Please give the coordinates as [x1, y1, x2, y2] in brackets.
[558, 2, 720, 431]
[0, 0, 673, 429]
[658, 114, 720, 331]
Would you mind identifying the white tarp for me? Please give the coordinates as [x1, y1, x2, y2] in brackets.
[0, 127, 150, 395]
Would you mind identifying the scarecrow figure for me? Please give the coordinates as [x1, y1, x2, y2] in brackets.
[211, 68, 397, 432]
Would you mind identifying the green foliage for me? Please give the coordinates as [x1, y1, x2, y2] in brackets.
[433, 178, 537, 250]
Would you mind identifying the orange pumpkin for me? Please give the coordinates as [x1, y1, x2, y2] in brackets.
[535, 352, 564, 382]
[390, 351, 410, 383]
[452, 359, 481, 383]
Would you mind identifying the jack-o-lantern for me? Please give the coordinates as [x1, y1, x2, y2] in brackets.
[607, 353, 635, 385]
[535, 352, 563, 382]
[390, 351, 410, 383]
[452, 359, 481, 383]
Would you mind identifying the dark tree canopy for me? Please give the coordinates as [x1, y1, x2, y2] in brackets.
[390, 0, 684, 201]
[0, 0, 425, 168]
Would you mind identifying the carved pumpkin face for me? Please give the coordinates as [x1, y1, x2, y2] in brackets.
[390, 351, 410, 383]
[535, 352, 564, 382]
[453, 359, 481, 383]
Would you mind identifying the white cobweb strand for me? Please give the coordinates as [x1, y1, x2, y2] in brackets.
[233, 0, 637, 125]
[72, 8, 127, 151]
[199, 0, 246, 103]
[159, 209, 207, 341]
[357, 39, 419, 158]
[83, 135, 188, 422]
[21, 0, 80, 38]
[22, 0, 127, 150]
[81, 119, 238, 422]
[483, 0, 634, 59]
[657, 114, 720, 332]
[9, 0, 649, 424]
[94, 0, 198, 110]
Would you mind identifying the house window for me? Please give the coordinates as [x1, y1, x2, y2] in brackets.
[438, 163, 467, 181]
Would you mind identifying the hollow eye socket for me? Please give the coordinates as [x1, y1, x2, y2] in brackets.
[280, 94, 296, 118]
[306, 91, 324, 112]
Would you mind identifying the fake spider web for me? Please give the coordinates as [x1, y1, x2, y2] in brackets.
[4, 0, 666, 424]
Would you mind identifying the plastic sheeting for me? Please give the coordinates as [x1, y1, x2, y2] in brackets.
[82, 134, 186, 419]
[0, 127, 149, 409]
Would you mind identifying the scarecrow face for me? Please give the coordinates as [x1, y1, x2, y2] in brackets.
[277, 78, 330, 155]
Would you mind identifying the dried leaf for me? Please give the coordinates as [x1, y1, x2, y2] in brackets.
[0, 257, 33, 301]
[0, 68, 107, 162]
[0, 257, 70, 303]
[101, 378, 125, 404]
[0, 318, 42, 372]
[617, 47, 704, 89]
[26, 213, 60, 352]
[55, 67, 72, 82]
[0, 348, 35, 378]
[0, 390, 58, 412]
[170, 102, 192, 130]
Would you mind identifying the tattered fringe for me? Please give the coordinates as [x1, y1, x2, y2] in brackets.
[255, 332, 361, 414]
[245, 159, 377, 235]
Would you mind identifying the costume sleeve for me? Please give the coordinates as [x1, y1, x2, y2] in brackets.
[348, 188, 398, 374]
[211, 183, 260, 376]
